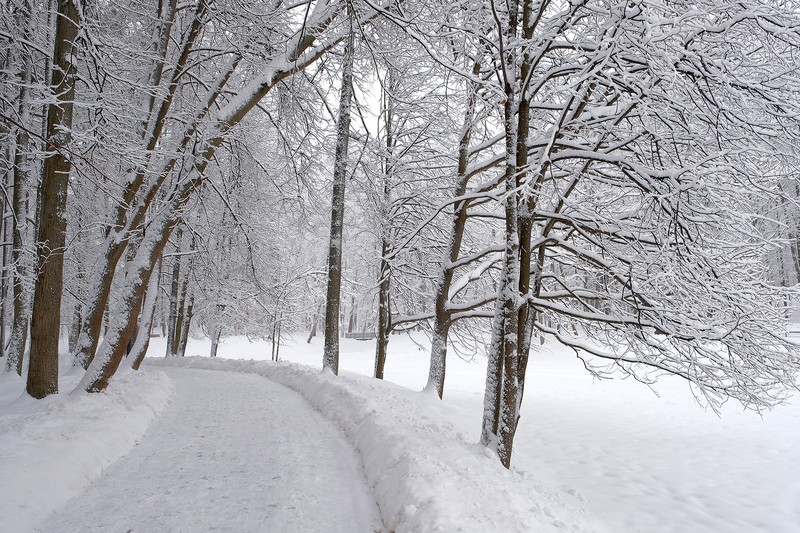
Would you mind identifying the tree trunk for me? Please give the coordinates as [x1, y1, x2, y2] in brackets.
[306, 302, 319, 343]
[27, 0, 80, 399]
[176, 293, 193, 357]
[1, 166, 7, 363]
[130, 257, 161, 370]
[481, 300, 506, 446]
[426, 60, 481, 397]
[374, 69, 397, 381]
[347, 294, 357, 334]
[481, 0, 523, 468]
[374, 246, 391, 379]
[511, 0, 537, 411]
[271, 311, 282, 361]
[173, 233, 195, 356]
[6, 0, 34, 376]
[68, 303, 82, 354]
[71, 0, 202, 370]
[77, 212, 181, 393]
[166, 228, 182, 356]
[322, 26, 354, 375]
[210, 325, 221, 357]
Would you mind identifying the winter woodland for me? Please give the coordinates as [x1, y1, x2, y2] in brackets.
[2, 0, 800, 526]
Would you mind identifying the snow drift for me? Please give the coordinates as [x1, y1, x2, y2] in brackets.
[0, 368, 174, 531]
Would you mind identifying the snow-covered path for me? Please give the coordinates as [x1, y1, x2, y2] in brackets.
[40, 367, 383, 532]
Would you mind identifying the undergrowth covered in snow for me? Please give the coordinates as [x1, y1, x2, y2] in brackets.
[149, 356, 603, 533]
[0, 368, 173, 531]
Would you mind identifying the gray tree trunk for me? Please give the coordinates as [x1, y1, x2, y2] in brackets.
[6, 0, 34, 376]
[480, 0, 525, 468]
[176, 293, 193, 357]
[374, 70, 396, 380]
[322, 26, 354, 375]
[166, 228, 183, 356]
[210, 326, 222, 357]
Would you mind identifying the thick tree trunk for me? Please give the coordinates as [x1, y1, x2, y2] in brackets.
[322, 27, 354, 375]
[27, 0, 80, 399]
[494, 124, 522, 469]
[72, 0, 204, 370]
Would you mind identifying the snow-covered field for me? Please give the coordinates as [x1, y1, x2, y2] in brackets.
[1, 331, 799, 532]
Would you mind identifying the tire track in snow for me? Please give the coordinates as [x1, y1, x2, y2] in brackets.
[40, 367, 383, 532]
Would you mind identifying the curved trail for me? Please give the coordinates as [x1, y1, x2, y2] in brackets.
[41, 367, 383, 532]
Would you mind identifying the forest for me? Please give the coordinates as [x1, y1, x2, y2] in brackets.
[2, 0, 800, 471]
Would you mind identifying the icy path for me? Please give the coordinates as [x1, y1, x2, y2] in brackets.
[40, 367, 383, 532]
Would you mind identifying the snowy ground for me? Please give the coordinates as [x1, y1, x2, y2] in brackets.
[40, 366, 382, 533]
[2, 331, 799, 532]
[162, 332, 800, 533]
[0, 366, 172, 532]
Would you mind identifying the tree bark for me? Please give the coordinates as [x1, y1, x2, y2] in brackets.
[1, 166, 7, 363]
[481, 0, 523, 468]
[210, 325, 222, 357]
[130, 257, 161, 370]
[322, 26, 354, 375]
[68, 302, 82, 354]
[374, 243, 391, 379]
[166, 228, 182, 356]
[77, 221, 174, 393]
[6, 0, 34, 376]
[306, 302, 319, 343]
[27, 0, 80, 399]
[426, 60, 481, 397]
[374, 69, 396, 380]
[176, 293, 193, 357]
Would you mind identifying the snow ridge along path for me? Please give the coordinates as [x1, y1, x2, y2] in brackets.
[41, 366, 383, 533]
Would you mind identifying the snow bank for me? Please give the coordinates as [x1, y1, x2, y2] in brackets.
[0, 368, 174, 531]
[149, 357, 603, 533]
